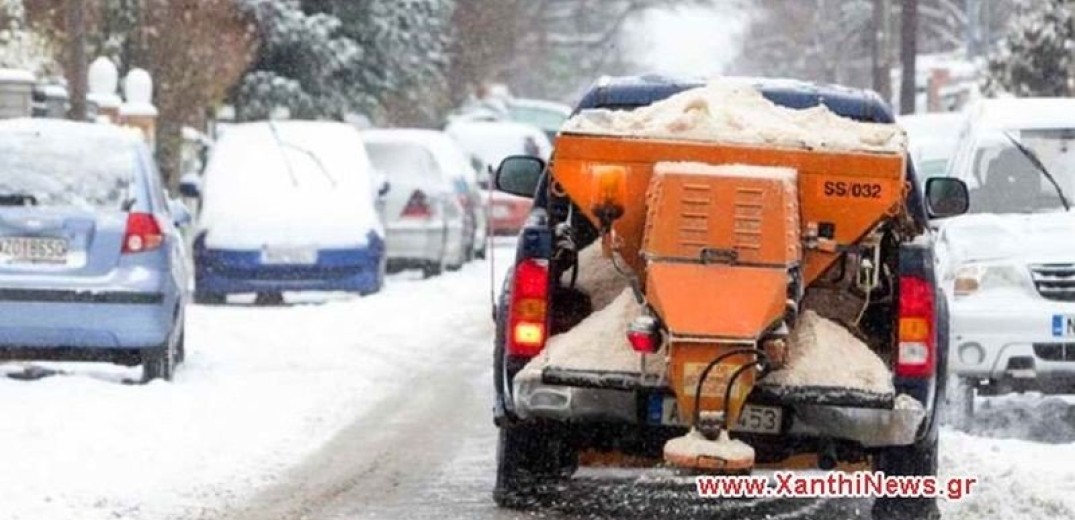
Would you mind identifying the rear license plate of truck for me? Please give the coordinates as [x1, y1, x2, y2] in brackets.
[1052, 315, 1075, 337]
[261, 248, 316, 265]
[0, 237, 68, 264]
[732, 405, 782, 434]
[656, 397, 782, 434]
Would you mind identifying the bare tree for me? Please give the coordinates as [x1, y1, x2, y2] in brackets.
[899, 0, 917, 114]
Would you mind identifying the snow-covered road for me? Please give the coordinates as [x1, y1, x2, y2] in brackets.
[0, 242, 1074, 519]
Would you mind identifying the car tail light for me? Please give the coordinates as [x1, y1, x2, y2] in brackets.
[122, 213, 164, 253]
[506, 258, 549, 358]
[897, 275, 935, 378]
[401, 190, 432, 219]
[626, 315, 660, 353]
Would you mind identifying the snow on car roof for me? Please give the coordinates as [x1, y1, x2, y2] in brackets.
[199, 121, 382, 249]
[363, 128, 477, 183]
[444, 119, 553, 169]
[509, 98, 571, 116]
[971, 98, 1075, 131]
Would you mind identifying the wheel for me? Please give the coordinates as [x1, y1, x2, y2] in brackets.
[871, 429, 940, 520]
[254, 292, 285, 306]
[493, 422, 577, 509]
[423, 259, 444, 279]
[176, 331, 186, 365]
[194, 291, 225, 305]
[141, 340, 177, 383]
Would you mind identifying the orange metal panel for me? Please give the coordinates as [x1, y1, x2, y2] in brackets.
[643, 165, 801, 267]
[645, 263, 788, 340]
[551, 135, 906, 285]
[667, 342, 757, 423]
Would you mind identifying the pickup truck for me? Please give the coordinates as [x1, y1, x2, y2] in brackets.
[491, 76, 970, 520]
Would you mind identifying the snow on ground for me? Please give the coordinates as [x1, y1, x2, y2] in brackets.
[0, 248, 510, 520]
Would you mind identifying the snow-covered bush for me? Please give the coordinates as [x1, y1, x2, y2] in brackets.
[986, 0, 1075, 96]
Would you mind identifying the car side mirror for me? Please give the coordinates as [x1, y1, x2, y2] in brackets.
[495, 155, 544, 198]
[169, 198, 193, 227]
[179, 173, 202, 199]
[378, 180, 390, 197]
[925, 177, 970, 219]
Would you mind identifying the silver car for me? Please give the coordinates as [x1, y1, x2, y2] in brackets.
[363, 129, 468, 277]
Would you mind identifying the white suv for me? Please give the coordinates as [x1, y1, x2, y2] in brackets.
[938, 98, 1075, 415]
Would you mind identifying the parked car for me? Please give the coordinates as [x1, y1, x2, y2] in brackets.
[445, 120, 552, 235]
[899, 112, 965, 187]
[936, 98, 1075, 419]
[506, 98, 571, 142]
[193, 121, 386, 304]
[363, 129, 469, 276]
[0, 119, 191, 381]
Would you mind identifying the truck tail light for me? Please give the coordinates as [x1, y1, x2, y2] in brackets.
[897, 275, 935, 378]
[122, 213, 164, 253]
[506, 258, 549, 358]
[626, 315, 660, 353]
[401, 190, 433, 219]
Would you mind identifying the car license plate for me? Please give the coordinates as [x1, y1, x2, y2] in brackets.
[731, 405, 783, 434]
[1052, 315, 1075, 337]
[261, 247, 316, 265]
[0, 237, 68, 265]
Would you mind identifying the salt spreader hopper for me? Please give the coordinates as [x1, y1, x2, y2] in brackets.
[550, 133, 907, 470]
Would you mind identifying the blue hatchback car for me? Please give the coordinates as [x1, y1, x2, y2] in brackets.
[0, 119, 190, 381]
[193, 122, 386, 304]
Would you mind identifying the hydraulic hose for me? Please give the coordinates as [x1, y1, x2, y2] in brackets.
[690, 348, 770, 431]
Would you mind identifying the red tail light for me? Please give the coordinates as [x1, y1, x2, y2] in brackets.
[401, 190, 432, 219]
[627, 315, 660, 353]
[506, 258, 549, 358]
[897, 275, 935, 378]
[122, 213, 164, 254]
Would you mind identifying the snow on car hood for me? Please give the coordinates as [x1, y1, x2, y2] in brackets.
[939, 212, 1075, 266]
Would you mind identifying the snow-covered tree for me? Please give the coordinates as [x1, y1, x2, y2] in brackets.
[235, 0, 454, 125]
[986, 0, 1075, 96]
[0, 0, 58, 75]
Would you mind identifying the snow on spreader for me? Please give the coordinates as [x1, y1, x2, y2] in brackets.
[521, 82, 914, 472]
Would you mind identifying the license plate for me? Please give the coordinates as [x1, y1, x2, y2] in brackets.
[1052, 315, 1075, 337]
[731, 405, 783, 434]
[0, 237, 68, 264]
[261, 247, 316, 265]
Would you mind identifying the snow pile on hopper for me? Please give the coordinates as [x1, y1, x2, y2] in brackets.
[762, 310, 894, 395]
[561, 80, 905, 153]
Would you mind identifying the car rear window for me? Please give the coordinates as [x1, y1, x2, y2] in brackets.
[0, 128, 137, 210]
[365, 142, 441, 183]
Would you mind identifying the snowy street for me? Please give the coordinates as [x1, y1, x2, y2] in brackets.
[0, 241, 1067, 519]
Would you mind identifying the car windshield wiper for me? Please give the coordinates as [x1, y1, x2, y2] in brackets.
[1003, 131, 1071, 211]
[267, 121, 337, 188]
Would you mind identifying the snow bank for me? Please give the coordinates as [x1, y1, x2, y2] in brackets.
[568, 241, 631, 311]
[0, 253, 507, 520]
[562, 80, 906, 153]
[761, 310, 893, 395]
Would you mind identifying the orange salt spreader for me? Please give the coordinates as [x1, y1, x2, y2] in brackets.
[550, 134, 906, 471]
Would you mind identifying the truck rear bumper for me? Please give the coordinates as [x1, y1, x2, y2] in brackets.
[513, 371, 925, 448]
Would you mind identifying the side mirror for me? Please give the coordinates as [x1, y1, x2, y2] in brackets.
[378, 180, 390, 197]
[495, 155, 544, 198]
[169, 198, 193, 227]
[179, 173, 202, 199]
[925, 177, 970, 219]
